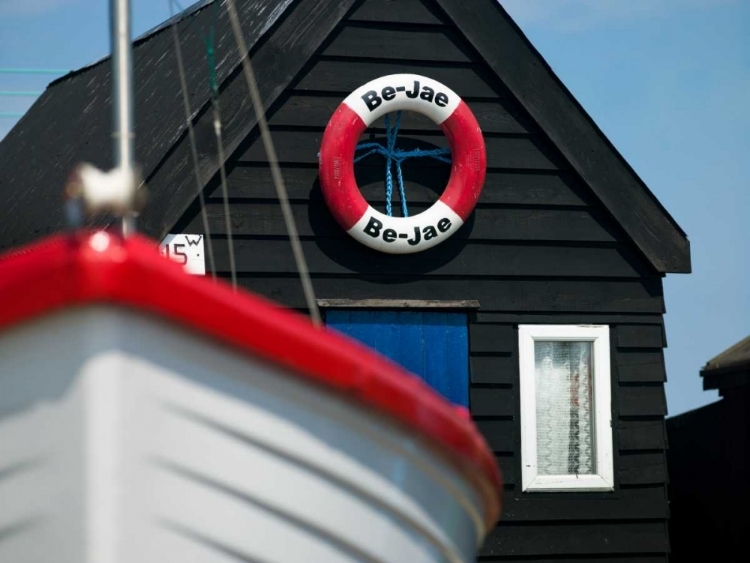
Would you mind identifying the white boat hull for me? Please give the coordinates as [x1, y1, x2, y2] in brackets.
[0, 305, 486, 563]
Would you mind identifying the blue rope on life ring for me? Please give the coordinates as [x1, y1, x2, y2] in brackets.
[353, 111, 451, 218]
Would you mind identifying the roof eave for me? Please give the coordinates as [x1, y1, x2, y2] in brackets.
[435, 0, 691, 274]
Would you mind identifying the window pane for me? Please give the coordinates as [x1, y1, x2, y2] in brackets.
[534, 341, 595, 475]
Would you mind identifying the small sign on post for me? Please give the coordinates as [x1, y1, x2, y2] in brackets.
[159, 234, 206, 275]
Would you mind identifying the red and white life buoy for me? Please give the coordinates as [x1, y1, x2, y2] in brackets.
[319, 74, 486, 254]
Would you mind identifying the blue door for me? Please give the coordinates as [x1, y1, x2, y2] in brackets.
[325, 310, 469, 407]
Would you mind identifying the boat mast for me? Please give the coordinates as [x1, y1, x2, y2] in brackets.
[111, 0, 136, 236]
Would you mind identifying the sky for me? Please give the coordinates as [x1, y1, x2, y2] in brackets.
[0, 0, 747, 417]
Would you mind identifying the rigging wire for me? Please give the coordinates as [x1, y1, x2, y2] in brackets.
[168, 0, 217, 280]
[353, 111, 451, 218]
[223, 0, 322, 326]
[204, 1, 238, 291]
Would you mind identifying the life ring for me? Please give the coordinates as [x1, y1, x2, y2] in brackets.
[319, 74, 486, 254]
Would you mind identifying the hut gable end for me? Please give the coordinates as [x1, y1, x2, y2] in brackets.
[0, 0, 690, 276]
[185, 0, 676, 277]
[172, 3, 675, 559]
[0, 1, 685, 561]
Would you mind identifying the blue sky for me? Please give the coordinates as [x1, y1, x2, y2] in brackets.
[1, 0, 747, 416]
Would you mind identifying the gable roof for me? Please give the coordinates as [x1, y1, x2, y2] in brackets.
[0, 0, 691, 273]
[701, 335, 750, 392]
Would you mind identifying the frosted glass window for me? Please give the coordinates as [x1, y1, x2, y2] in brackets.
[534, 341, 594, 475]
[519, 325, 613, 492]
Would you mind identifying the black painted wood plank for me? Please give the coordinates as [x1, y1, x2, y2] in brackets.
[494, 450, 667, 488]
[471, 324, 515, 353]
[495, 454, 516, 484]
[474, 426, 667, 460]
[233, 276, 666, 313]
[471, 356, 515, 385]
[476, 171, 589, 205]
[481, 521, 669, 557]
[323, 24, 470, 62]
[187, 203, 615, 242]
[475, 417, 666, 455]
[476, 313, 664, 325]
[318, 298, 478, 309]
[142, 0, 360, 240]
[618, 325, 666, 349]
[620, 452, 668, 485]
[236, 130, 560, 170]
[618, 351, 667, 383]
[435, 0, 690, 273]
[215, 166, 589, 206]
[471, 388, 515, 417]
[348, 0, 444, 24]
[215, 239, 644, 277]
[475, 420, 515, 453]
[269, 93, 529, 134]
[499, 486, 668, 522]
[472, 386, 659, 424]
[295, 59, 499, 97]
[619, 420, 668, 450]
[619, 386, 668, 417]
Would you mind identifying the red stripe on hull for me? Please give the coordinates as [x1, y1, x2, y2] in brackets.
[0, 231, 502, 526]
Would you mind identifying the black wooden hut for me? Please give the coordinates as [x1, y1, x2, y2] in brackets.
[667, 336, 750, 562]
[0, 1, 692, 560]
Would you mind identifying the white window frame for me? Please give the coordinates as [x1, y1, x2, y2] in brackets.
[518, 324, 614, 492]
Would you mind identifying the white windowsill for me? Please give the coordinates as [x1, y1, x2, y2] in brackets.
[518, 324, 614, 493]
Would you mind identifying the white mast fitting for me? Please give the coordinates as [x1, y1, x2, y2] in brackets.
[64, 0, 143, 233]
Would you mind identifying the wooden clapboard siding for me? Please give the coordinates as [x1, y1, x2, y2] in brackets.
[211, 239, 651, 278]
[295, 59, 501, 97]
[498, 486, 669, 521]
[477, 418, 668, 456]
[617, 350, 668, 383]
[620, 419, 669, 451]
[480, 558, 667, 563]
[481, 521, 669, 557]
[495, 454, 516, 486]
[268, 94, 531, 134]
[492, 452, 668, 488]
[236, 130, 562, 170]
[228, 275, 665, 314]
[620, 452, 669, 485]
[209, 165, 590, 206]
[321, 23, 473, 62]
[348, 0, 446, 24]
[171, 1, 673, 559]
[186, 203, 619, 243]
[475, 313, 665, 324]
[618, 324, 668, 348]
[470, 384, 667, 419]
[478, 421, 516, 452]
[471, 356, 514, 385]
